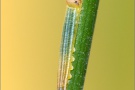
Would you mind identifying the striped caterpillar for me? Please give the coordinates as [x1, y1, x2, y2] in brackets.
[57, 0, 82, 90]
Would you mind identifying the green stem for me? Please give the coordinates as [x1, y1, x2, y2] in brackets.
[67, 0, 99, 90]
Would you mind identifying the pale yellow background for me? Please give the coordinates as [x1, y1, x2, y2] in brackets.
[1, 0, 134, 90]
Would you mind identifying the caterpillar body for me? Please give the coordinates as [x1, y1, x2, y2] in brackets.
[58, 0, 82, 90]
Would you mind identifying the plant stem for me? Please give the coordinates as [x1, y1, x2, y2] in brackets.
[67, 0, 99, 90]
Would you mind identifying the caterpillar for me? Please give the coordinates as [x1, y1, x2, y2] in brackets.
[58, 0, 82, 90]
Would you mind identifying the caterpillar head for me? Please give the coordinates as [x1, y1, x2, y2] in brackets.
[66, 0, 81, 8]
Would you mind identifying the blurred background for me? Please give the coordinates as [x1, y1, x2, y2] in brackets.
[1, 0, 134, 90]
